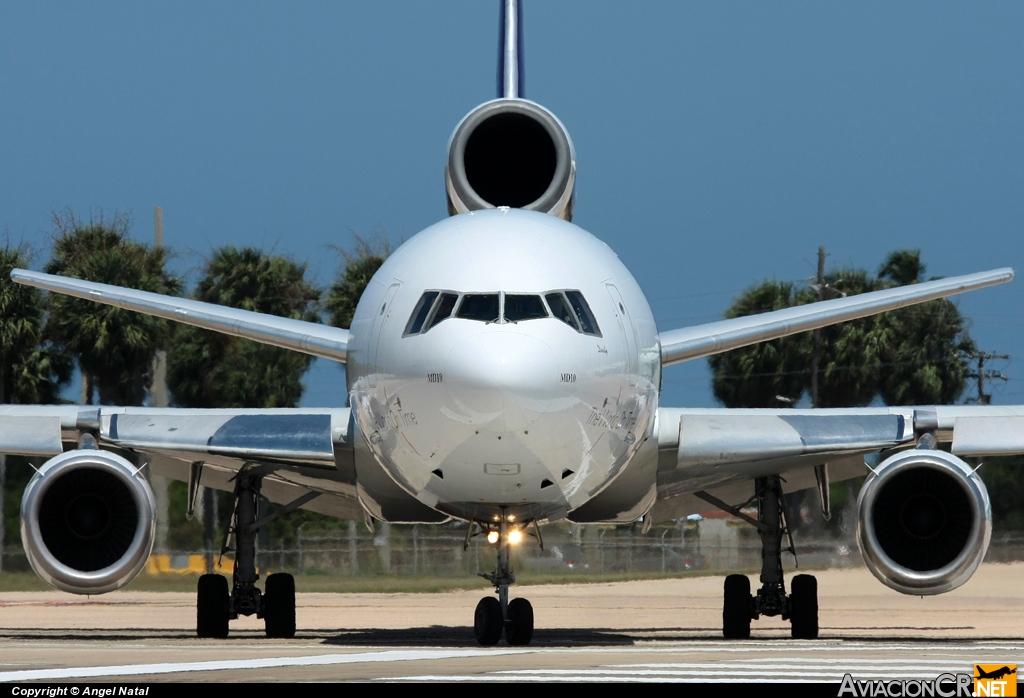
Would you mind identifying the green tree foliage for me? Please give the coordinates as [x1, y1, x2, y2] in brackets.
[167, 247, 321, 408]
[325, 235, 392, 329]
[710, 250, 974, 408]
[44, 212, 179, 405]
[0, 245, 72, 404]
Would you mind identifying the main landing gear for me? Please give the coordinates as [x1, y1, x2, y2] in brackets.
[196, 471, 296, 639]
[702, 475, 818, 640]
[470, 512, 535, 646]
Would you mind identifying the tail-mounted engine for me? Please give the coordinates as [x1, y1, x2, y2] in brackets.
[21, 448, 156, 595]
[445, 99, 576, 221]
[857, 448, 991, 596]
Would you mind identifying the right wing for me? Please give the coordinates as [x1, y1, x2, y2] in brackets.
[11, 269, 351, 363]
[0, 404, 365, 521]
[659, 268, 1013, 366]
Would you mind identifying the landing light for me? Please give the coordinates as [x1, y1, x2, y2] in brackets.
[487, 531, 500, 545]
[508, 529, 523, 545]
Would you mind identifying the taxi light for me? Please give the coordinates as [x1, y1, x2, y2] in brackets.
[508, 529, 523, 545]
[487, 530, 500, 544]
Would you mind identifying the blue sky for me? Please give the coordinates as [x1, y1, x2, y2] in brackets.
[2, 2, 1022, 409]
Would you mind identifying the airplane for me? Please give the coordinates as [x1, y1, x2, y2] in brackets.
[2, 0, 1022, 645]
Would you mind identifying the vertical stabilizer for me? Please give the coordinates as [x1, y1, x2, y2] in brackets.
[498, 0, 524, 99]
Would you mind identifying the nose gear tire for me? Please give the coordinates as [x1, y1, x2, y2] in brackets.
[505, 597, 534, 646]
[474, 596, 504, 646]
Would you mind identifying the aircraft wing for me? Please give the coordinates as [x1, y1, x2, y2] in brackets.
[659, 268, 1013, 366]
[651, 404, 1024, 522]
[10, 269, 351, 363]
[0, 404, 364, 520]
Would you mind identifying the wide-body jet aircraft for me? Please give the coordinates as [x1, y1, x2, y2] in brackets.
[2, 1, 1021, 645]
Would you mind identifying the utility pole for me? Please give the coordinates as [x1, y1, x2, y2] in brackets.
[151, 207, 170, 554]
[965, 351, 1009, 405]
[810, 246, 827, 409]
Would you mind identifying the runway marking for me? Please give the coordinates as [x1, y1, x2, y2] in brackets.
[0, 648, 528, 682]
[1, 640, 1020, 682]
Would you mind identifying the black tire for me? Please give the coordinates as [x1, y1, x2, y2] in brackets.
[264, 573, 297, 638]
[505, 597, 534, 646]
[723, 574, 751, 639]
[474, 596, 503, 646]
[790, 574, 818, 640]
[197, 574, 229, 638]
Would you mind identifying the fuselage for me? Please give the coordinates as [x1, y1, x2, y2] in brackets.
[348, 209, 661, 523]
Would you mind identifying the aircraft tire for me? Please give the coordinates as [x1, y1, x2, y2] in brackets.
[474, 596, 503, 646]
[505, 597, 534, 646]
[197, 574, 229, 638]
[723, 574, 751, 639]
[790, 574, 818, 639]
[264, 573, 297, 638]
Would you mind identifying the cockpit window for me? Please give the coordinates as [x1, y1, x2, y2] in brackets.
[404, 291, 439, 336]
[545, 293, 579, 331]
[544, 290, 601, 337]
[427, 292, 459, 330]
[504, 294, 548, 323]
[404, 289, 599, 336]
[565, 291, 600, 336]
[456, 294, 500, 323]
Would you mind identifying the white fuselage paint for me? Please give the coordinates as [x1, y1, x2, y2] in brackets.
[347, 209, 661, 524]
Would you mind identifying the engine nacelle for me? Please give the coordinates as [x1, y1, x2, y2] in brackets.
[21, 448, 156, 595]
[445, 98, 576, 221]
[857, 448, 991, 596]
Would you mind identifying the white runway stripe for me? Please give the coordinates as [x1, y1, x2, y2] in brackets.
[0, 648, 527, 682]
[2, 641, 1019, 682]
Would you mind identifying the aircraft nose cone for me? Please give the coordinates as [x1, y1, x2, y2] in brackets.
[445, 331, 557, 432]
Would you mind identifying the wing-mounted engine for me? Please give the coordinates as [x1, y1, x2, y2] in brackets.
[857, 448, 991, 596]
[445, 99, 576, 221]
[21, 447, 156, 595]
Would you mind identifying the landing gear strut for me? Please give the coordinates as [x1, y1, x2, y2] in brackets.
[713, 475, 818, 639]
[472, 512, 534, 646]
[196, 471, 296, 638]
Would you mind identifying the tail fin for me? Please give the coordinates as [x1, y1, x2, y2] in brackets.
[498, 0, 524, 98]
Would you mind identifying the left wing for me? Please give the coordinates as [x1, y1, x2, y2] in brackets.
[651, 404, 1024, 522]
[659, 268, 1012, 366]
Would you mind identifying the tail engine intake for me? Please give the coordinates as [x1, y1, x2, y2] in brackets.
[21, 448, 156, 595]
[446, 99, 576, 221]
[857, 448, 991, 595]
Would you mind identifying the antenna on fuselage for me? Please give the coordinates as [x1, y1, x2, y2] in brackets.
[498, 0, 524, 99]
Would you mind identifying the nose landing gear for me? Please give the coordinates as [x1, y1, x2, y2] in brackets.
[470, 512, 535, 646]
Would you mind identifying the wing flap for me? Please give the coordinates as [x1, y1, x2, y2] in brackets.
[659, 268, 1012, 366]
[951, 416, 1024, 456]
[101, 409, 348, 465]
[655, 409, 910, 502]
[0, 416, 63, 456]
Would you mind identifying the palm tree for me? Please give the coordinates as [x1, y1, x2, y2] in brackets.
[325, 235, 392, 329]
[709, 280, 809, 407]
[710, 250, 974, 409]
[43, 212, 179, 405]
[0, 245, 72, 404]
[167, 247, 321, 409]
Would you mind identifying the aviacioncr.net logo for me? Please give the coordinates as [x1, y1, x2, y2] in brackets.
[838, 673, 973, 697]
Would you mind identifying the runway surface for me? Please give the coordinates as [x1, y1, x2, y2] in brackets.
[0, 563, 1021, 682]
